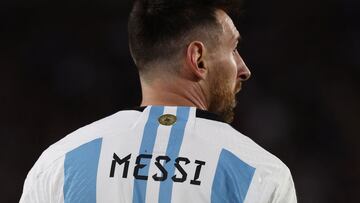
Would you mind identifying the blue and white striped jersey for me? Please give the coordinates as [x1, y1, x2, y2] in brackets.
[20, 106, 296, 203]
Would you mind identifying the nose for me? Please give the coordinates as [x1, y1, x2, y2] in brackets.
[237, 56, 251, 81]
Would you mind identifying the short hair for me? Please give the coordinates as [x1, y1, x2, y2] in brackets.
[128, 0, 242, 75]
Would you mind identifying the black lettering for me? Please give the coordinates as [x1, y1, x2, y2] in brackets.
[190, 160, 206, 185]
[152, 156, 170, 181]
[172, 157, 190, 182]
[109, 153, 131, 178]
[133, 154, 152, 180]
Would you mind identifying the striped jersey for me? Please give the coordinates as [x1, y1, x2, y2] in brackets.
[20, 106, 297, 203]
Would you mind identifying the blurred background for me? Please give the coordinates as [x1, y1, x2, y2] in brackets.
[1, 0, 359, 202]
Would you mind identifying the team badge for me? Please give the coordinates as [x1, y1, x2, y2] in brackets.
[158, 114, 177, 126]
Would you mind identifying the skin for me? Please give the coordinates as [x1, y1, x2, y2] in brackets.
[140, 9, 251, 123]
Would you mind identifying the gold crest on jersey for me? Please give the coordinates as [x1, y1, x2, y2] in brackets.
[158, 114, 177, 126]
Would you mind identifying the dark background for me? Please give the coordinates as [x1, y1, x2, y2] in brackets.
[1, 0, 359, 202]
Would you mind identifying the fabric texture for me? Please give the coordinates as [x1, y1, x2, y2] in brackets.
[20, 106, 297, 203]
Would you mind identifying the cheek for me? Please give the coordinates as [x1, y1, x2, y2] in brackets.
[220, 62, 237, 91]
[212, 55, 237, 83]
[227, 58, 239, 91]
[227, 57, 238, 80]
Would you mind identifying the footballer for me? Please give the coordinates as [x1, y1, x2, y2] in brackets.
[20, 0, 297, 202]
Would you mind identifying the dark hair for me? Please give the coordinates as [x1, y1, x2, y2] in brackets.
[128, 0, 242, 74]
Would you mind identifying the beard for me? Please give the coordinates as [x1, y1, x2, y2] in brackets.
[208, 74, 239, 123]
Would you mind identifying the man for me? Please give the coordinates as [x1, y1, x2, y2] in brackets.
[20, 0, 297, 202]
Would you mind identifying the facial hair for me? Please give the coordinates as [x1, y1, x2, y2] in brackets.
[208, 73, 238, 123]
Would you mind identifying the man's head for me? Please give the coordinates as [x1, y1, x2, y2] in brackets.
[128, 0, 251, 123]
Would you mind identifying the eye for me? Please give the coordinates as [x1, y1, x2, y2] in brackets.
[233, 41, 240, 54]
[233, 47, 238, 54]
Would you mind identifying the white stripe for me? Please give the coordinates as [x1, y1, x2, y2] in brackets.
[56, 157, 65, 203]
[96, 107, 152, 203]
[171, 108, 221, 203]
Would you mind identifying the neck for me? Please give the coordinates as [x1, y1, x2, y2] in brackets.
[140, 77, 209, 110]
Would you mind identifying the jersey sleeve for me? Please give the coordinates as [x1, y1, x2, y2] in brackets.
[20, 172, 49, 203]
[273, 167, 297, 203]
[20, 157, 65, 203]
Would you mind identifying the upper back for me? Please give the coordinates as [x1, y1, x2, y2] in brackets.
[20, 106, 296, 203]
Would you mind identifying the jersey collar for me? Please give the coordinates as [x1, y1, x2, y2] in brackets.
[128, 106, 225, 123]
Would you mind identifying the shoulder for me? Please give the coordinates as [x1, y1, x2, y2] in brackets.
[28, 109, 142, 178]
[195, 117, 290, 176]
[192, 117, 296, 201]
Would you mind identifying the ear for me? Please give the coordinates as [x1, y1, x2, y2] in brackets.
[185, 41, 208, 80]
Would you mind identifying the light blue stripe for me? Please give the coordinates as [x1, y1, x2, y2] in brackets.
[64, 138, 103, 203]
[211, 149, 256, 203]
[133, 106, 164, 203]
[159, 106, 190, 203]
